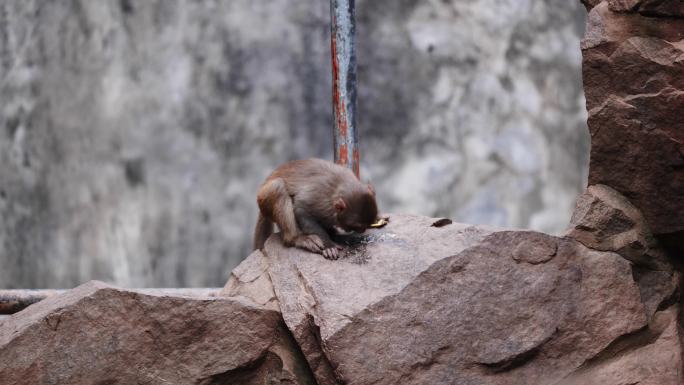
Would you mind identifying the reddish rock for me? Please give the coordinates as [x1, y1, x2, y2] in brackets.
[0, 281, 315, 385]
[262, 215, 496, 385]
[221, 249, 280, 312]
[566, 184, 679, 319]
[608, 0, 684, 16]
[581, 1, 684, 236]
[566, 184, 670, 269]
[557, 306, 683, 385]
[631, 266, 680, 320]
[228, 214, 680, 385]
[607, 0, 641, 11]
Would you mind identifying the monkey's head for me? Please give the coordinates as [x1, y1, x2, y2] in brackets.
[333, 184, 378, 233]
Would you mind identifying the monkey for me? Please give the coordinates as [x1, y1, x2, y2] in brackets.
[253, 158, 378, 259]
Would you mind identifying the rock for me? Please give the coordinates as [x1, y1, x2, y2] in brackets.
[247, 215, 496, 384]
[221, 250, 280, 312]
[638, 0, 684, 16]
[230, 214, 667, 385]
[632, 267, 679, 320]
[0, 281, 315, 385]
[581, 0, 603, 11]
[566, 184, 670, 269]
[581, 1, 684, 237]
[608, 0, 684, 16]
[557, 306, 683, 385]
[566, 184, 678, 321]
[607, 0, 641, 11]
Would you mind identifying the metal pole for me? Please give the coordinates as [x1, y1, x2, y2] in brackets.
[330, 0, 359, 178]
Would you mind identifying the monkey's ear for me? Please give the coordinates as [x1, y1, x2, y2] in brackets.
[334, 198, 347, 213]
[366, 183, 376, 196]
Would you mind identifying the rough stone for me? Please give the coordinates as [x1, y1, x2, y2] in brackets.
[608, 0, 684, 16]
[581, 0, 604, 11]
[632, 267, 679, 319]
[0, 281, 315, 385]
[557, 306, 683, 385]
[221, 249, 279, 311]
[607, 0, 641, 11]
[581, 1, 684, 237]
[566, 183, 679, 323]
[229, 214, 671, 385]
[262, 214, 496, 384]
[566, 184, 670, 269]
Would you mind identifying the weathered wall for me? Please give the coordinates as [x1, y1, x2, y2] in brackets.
[0, 0, 588, 288]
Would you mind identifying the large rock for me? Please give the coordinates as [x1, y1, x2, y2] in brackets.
[0, 281, 315, 385]
[566, 184, 670, 269]
[607, 0, 684, 16]
[557, 306, 683, 385]
[566, 184, 679, 318]
[222, 249, 280, 312]
[581, 1, 684, 236]
[225, 214, 680, 385]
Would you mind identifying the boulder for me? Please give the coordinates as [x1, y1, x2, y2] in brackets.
[226, 214, 680, 385]
[0, 281, 315, 385]
[581, 1, 684, 236]
[557, 306, 683, 385]
[607, 0, 684, 16]
[221, 249, 280, 312]
[581, 0, 603, 11]
[566, 184, 679, 319]
[566, 184, 670, 269]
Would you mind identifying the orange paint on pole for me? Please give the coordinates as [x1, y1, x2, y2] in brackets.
[352, 147, 360, 178]
[330, 0, 358, 178]
[339, 144, 349, 167]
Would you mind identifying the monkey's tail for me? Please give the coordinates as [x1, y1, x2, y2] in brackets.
[253, 213, 274, 250]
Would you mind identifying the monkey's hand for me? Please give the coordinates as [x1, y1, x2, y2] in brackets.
[293, 234, 326, 253]
[321, 244, 345, 260]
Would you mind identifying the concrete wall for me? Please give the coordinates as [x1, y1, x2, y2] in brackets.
[0, 0, 588, 288]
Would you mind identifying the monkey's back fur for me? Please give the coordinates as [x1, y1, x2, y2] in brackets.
[253, 159, 377, 257]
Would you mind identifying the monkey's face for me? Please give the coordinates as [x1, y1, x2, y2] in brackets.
[335, 191, 378, 233]
[337, 215, 372, 233]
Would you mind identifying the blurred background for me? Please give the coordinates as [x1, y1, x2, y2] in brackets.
[0, 0, 588, 289]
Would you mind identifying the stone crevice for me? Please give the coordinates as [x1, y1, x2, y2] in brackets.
[475, 328, 559, 373]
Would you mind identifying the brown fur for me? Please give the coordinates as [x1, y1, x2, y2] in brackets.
[253, 158, 378, 259]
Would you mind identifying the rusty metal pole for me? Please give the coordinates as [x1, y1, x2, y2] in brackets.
[330, 0, 359, 178]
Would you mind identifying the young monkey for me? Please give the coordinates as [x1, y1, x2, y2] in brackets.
[253, 158, 378, 259]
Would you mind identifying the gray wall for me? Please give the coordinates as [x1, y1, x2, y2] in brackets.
[0, 0, 588, 288]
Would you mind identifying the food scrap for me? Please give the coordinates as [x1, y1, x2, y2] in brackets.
[370, 217, 389, 228]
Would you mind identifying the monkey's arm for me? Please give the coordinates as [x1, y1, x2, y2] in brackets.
[257, 178, 328, 255]
[295, 210, 343, 260]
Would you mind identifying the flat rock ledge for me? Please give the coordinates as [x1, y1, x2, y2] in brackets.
[0, 281, 315, 385]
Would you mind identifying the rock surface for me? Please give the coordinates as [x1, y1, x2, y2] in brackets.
[225, 214, 680, 385]
[566, 184, 670, 269]
[0, 0, 588, 288]
[0, 281, 315, 385]
[608, 0, 684, 16]
[581, 1, 684, 236]
[222, 249, 280, 312]
[557, 306, 682, 385]
[566, 184, 679, 320]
